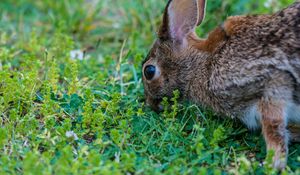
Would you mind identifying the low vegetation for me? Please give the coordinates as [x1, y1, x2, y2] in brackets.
[0, 0, 299, 174]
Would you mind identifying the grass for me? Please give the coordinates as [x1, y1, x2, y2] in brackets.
[0, 0, 299, 174]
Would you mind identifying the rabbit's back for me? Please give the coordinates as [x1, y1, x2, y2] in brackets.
[208, 2, 300, 115]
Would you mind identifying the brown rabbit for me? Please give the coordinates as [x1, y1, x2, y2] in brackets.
[142, 0, 300, 169]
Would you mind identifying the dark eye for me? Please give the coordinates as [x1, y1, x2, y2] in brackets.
[144, 65, 156, 80]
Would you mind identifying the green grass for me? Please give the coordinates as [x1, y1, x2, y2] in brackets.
[0, 0, 299, 174]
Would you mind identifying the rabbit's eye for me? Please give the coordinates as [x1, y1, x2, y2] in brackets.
[144, 65, 156, 80]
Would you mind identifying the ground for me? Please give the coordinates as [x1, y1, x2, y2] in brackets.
[0, 0, 299, 174]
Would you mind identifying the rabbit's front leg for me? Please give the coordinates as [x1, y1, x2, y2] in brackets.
[258, 98, 288, 169]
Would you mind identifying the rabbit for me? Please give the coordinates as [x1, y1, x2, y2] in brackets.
[142, 0, 300, 170]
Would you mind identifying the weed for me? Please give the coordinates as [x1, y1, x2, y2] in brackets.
[0, 0, 299, 174]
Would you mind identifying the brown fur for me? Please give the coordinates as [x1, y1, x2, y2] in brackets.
[223, 15, 266, 36]
[189, 26, 227, 53]
[142, 0, 300, 169]
[258, 99, 287, 169]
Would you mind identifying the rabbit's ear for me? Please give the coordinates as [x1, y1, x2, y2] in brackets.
[159, 0, 206, 44]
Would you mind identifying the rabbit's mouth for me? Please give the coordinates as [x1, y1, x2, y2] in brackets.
[146, 97, 163, 113]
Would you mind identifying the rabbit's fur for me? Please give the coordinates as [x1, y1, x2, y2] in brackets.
[142, 0, 300, 169]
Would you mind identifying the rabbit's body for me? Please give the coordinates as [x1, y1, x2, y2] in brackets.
[190, 3, 300, 125]
[142, 0, 300, 169]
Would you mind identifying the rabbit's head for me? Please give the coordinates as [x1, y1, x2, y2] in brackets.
[142, 0, 207, 112]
